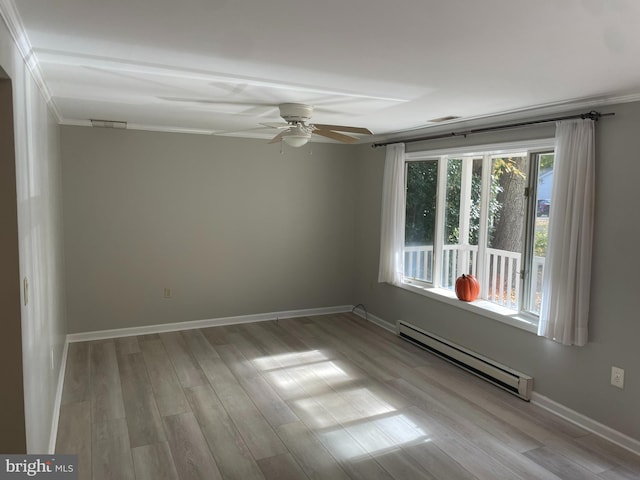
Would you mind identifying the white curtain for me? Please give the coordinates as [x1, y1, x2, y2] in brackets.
[539, 119, 595, 346]
[378, 143, 406, 286]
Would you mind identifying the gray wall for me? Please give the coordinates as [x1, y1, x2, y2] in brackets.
[1, 19, 66, 453]
[61, 127, 356, 333]
[353, 101, 640, 442]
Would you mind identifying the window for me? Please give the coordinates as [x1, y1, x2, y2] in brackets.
[403, 141, 555, 319]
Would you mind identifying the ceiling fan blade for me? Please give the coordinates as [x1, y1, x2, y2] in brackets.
[269, 131, 287, 144]
[313, 129, 359, 144]
[159, 96, 274, 107]
[213, 126, 274, 135]
[159, 96, 237, 105]
[261, 122, 291, 129]
[313, 124, 372, 135]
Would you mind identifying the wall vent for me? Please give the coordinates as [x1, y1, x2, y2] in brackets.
[90, 119, 127, 129]
[397, 320, 533, 400]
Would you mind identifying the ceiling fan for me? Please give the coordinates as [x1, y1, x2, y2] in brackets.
[263, 103, 372, 147]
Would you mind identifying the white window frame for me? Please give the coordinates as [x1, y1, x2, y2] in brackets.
[402, 138, 555, 332]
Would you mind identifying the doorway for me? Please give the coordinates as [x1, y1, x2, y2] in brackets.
[0, 66, 27, 452]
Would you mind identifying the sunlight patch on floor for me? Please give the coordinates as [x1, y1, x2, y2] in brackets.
[322, 413, 431, 461]
[254, 349, 430, 462]
[292, 388, 396, 428]
[257, 350, 354, 395]
[253, 349, 329, 370]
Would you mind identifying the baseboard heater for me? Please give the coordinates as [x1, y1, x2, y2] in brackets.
[397, 320, 533, 400]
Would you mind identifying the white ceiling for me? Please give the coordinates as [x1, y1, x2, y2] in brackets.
[6, 0, 640, 142]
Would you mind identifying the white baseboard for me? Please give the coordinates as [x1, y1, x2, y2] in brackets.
[49, 338, 69, 454]
[353, 306, 398, 334]
[66, 305, 353, 343]
[352, 307, 396, 333]
[354, 308, 640, 457]
[531, 392, 640, 457]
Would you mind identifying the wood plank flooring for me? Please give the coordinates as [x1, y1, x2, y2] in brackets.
[56, 313, 640, 479]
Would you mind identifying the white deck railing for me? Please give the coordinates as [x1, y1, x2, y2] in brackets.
[486, 247, 520, 310]
[404, 244, 478, 287]
[404, 245, 436, 283]
[404, 244, 546, 312]
[529, 256, 545, 314]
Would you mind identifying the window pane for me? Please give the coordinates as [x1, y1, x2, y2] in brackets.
[469, 158, 483, 247]
[529, 153, 554, 314]
[467, 158, 483, 279]
[441, 158, 481, 289]
[404, 160, 438, 283]
[443, 159, 462, 247]
[441, 159, 462, 288]
[486, 154, 528, 310]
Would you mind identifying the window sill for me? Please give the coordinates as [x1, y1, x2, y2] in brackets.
[398, 281, 539, 334]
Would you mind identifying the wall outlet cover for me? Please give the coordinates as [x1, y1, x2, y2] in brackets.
[611, 366, 624, 389]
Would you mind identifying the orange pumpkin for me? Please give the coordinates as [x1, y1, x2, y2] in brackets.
[455, 274, 480, 301]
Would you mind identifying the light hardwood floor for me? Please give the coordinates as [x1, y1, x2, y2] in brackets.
[56, 313, 640, 479]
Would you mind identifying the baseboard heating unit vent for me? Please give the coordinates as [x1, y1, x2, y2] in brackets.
[397, 320, 533, 400]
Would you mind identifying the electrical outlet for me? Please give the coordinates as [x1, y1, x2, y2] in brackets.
[611, 366, 624, 389]
[163, 288, 172, 298]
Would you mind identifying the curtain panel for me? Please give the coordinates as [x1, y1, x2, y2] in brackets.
[378, 143, 406, 286]
[539, 119, 595, 346]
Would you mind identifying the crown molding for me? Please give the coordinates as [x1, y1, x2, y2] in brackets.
[0, 0, 62, 122]
[60, 118, 218, 136]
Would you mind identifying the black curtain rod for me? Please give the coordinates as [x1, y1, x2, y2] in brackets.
[371, 110, 615, 148]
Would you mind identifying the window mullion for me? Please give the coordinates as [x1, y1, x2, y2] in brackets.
[459, 158, 473, 278]
[433, 156, 448, 287]
[522, 152, 539, 312]
[476, 154, 491, 299]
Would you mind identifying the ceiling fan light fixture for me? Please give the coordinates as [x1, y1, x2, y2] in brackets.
[281, 124, 311, 147]
[282, 132, 311, 147]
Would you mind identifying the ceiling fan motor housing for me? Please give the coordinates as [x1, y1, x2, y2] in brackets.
[279, 103, 314, 123]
